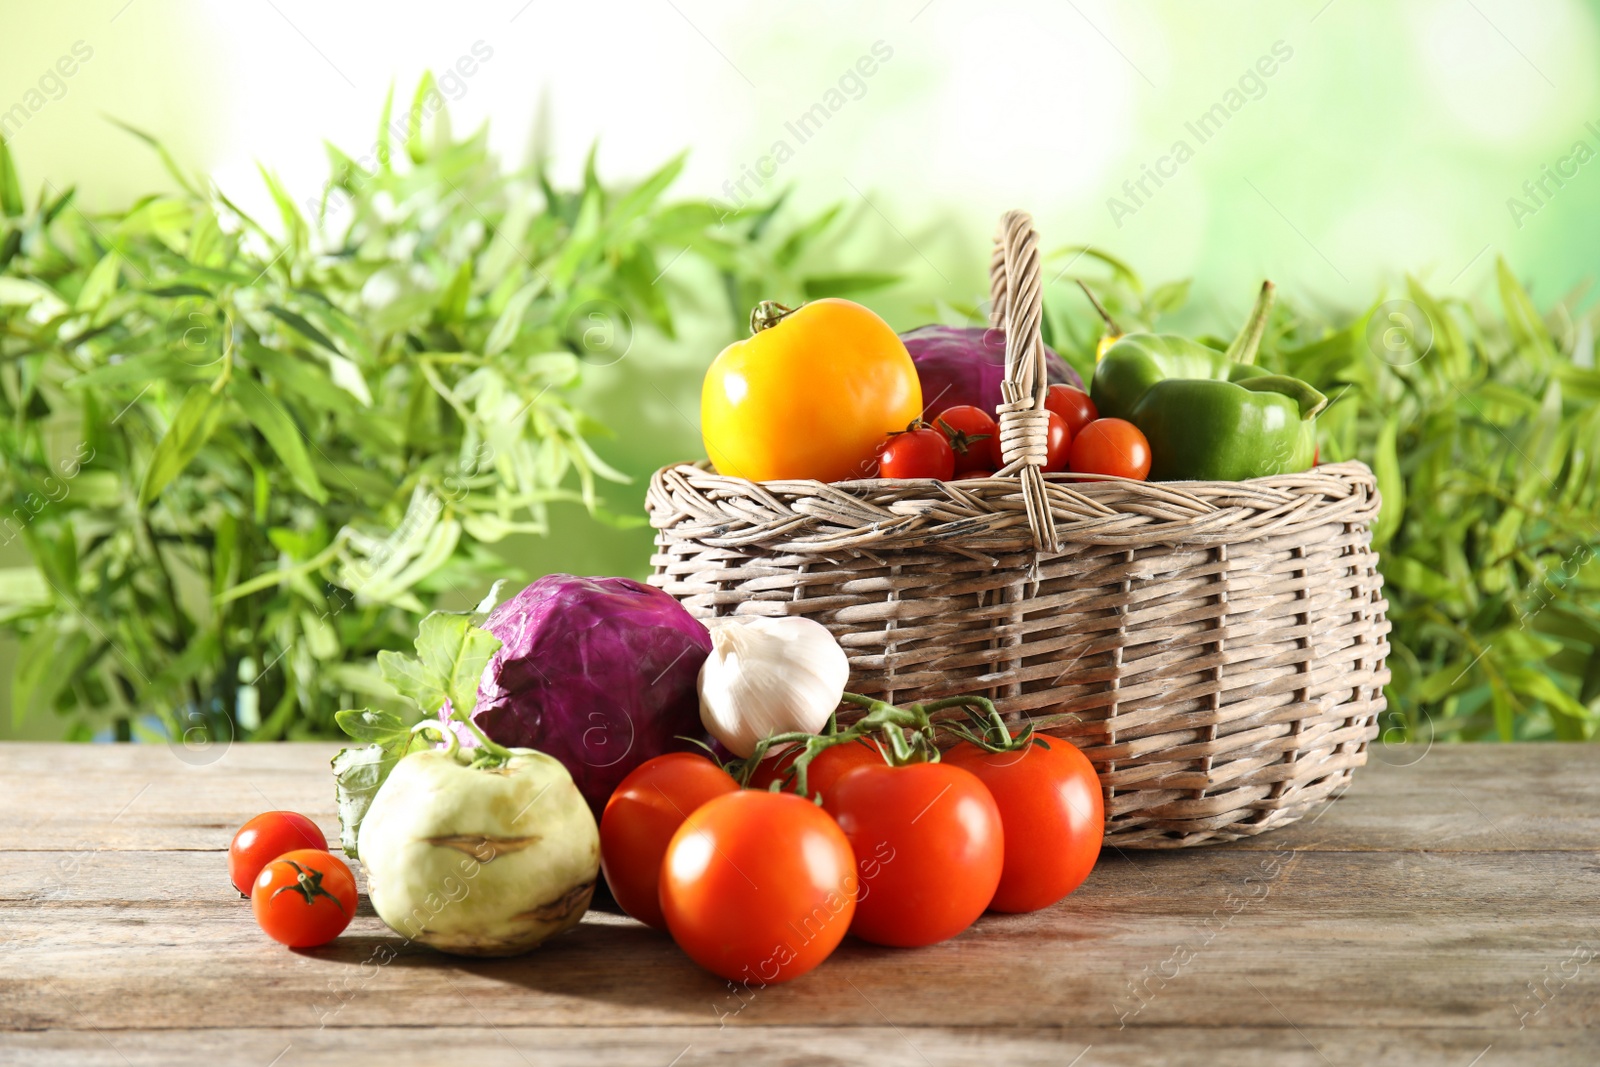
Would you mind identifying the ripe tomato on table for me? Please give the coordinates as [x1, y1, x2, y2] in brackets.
[746, 736, 884, 802]
[601, 753, 739, 929]
[229, 811, 328, 895]
[989, 409, 1071, 473]
[660, 791, 856, 984]
[823, 762, 1003, 947]
[877, 421, 955, 480]
[944, 735, 1104, 912]
[251, 848, 357, 948]
[1068, 418, 1151, 480]
[934, 405, 998, 475]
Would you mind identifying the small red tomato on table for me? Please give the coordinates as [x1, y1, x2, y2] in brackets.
[745, 736, 885, 802]
[600, 753, 738, 930]
[251, 848, 357, 948]
[823, 761, 1004, 947]
[877, 420, 955, 480]
[229, 811, 328, 895]
[944, 735, 1104, 912]
[1067, 417, 1151, 480]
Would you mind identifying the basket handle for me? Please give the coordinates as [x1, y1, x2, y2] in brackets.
[988, 210, 1059, 553]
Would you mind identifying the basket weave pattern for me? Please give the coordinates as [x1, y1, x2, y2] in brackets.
[648, 212, 1391, 848]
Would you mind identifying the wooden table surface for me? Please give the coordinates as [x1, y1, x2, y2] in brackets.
[1, 742, 1597, 1066]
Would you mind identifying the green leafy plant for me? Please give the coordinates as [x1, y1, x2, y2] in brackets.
[0, 79, 895, 742]
[1048, 253, 1600, 741]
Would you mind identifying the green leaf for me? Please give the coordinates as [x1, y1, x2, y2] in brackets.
[331, 743, 402, 859]
[0, 134, 21, 217]
[268, 305, 341, 356]
[138, 385, 223, 508]
[375, 608, 501, 719]
[334, 707, 410, 744]
[1371, 414, 1404, 549]
[232, 378, 328, 503]
[1496, 257, 1558, 360]
[1147, 279, 1190, 317]
[484, 280, 543, 357]
[802, 272, 902, 300]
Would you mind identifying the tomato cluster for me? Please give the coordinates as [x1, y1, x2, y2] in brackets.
[228, 810, 353, 948]
[877, 385, 1151, 481]
[598, 695, 1104, 985]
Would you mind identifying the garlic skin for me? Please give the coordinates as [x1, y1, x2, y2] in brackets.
[698, 616, 850, 758]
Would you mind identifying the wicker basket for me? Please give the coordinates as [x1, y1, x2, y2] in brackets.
[647, 210, 1390, 848]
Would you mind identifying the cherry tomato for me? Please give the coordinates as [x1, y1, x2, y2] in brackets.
[989, 409, 1070, 473]
[229, 811, 328, 895]
[702, 299, 921, 482]
[961, 469, 996, 479]
[944, 736, 1104, 913]
[600, 753, 738, 929]
[251, 848, 356, 948]
[1313, 444, 1320, 466]
[1068, 418, 1151, 480]
[746, 737, 884, 801]
[1044, 385, 1099, 439]
[934, 405, 998, 474]
[824, 762, 1003, 947]
[877, 422, 954, 480]
[660, 791, 856, 984]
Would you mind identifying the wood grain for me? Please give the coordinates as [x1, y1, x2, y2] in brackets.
[2, 742, 1598, 1065]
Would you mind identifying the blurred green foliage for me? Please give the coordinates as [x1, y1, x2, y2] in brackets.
[0, 80, 893, 742]
[1047, 251, 1600, 741]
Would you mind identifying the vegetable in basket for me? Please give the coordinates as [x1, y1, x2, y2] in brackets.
[901, 324, 1082, 422]
[701, 298, 921, 482]
[1090, 282, 1325, 481]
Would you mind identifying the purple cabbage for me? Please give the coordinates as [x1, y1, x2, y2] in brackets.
[471, 575, 712, 814]
[902, 325, 1084, 422]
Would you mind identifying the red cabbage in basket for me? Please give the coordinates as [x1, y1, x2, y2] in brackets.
[470, 574, 713, 814]
[902, 325, 1083, 422]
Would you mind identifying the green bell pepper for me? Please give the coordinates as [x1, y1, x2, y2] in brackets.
[1088, 282, 1326, 482]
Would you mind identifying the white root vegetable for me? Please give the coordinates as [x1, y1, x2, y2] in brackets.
[358, 734, 599, 957]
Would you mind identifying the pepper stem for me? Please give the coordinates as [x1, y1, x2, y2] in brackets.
[749, 300, 798, 335]
[1225, 280, 1276, 366]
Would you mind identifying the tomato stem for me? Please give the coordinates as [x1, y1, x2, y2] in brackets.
[749, 300, 798, 335]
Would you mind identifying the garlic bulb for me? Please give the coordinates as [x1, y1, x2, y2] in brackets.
[698, 616, 850, 758]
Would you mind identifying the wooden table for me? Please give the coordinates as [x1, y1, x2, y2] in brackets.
[2, 743, 1597, 1066]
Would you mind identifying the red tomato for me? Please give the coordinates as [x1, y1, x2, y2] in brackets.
[944, 736, 1104, 913]
[934, 405, 998, 474]
[746, 737, 884, 801]
[660, 791, 856, 984]
[1068, 418, 1151, 480]
[229, 811, 328, 895]
[961, 469, 996, 479]
[251, 848, 356, 948]
[877, 422, 954, 480]
[989, 409, 1070, 473]
[600, 753, 738, 929]
[1045, 385, 1099, 439]
[824, 762, 1003, 947]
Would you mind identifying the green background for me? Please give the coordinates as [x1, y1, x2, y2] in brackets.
[4, 0, 1599, 737]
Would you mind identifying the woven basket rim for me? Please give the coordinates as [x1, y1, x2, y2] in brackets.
[647, 459, 1380, 553]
